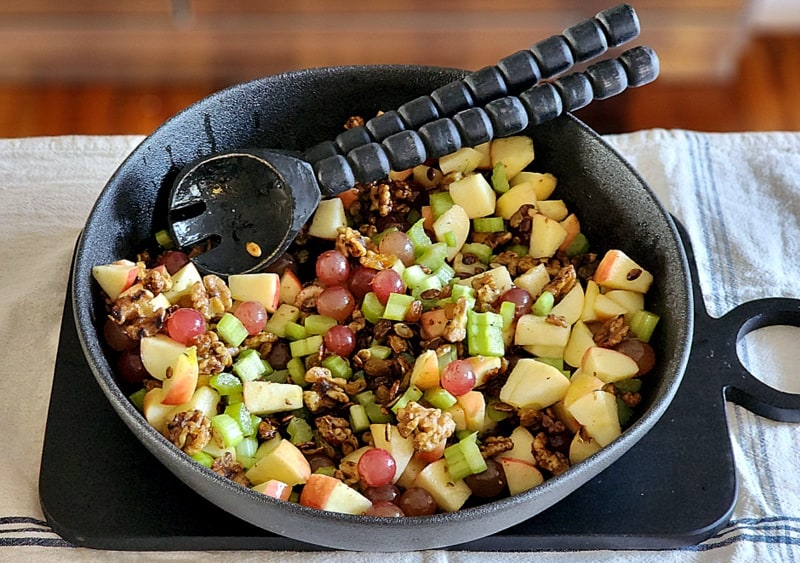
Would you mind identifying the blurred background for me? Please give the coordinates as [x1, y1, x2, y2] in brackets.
[0, 0, 798, 138]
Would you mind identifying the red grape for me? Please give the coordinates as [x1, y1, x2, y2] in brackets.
[167, 308, 206, 344]
[316, 285, 356, 323]
[398, 487, 437, 516]
[157, 250, 190, 275]
[316, 250, 351, 286]
[371, 268, 406, 305]
[440, 359, 476, 396]
[378, 230, 415, 267]
[234, 300, 267, 335]
[365, 501, 404, 517]
[324, 324, 356, 357]
[349, 266, 377, 300]
[265, 341, 291, 370]
[497, 287, 533, 320]
[464, 459, 507, 498]
[117, 349, 149, 384]
[103, 317, 137, 352]
[357, 448, 397, 487]
[363, 484, 400, 505]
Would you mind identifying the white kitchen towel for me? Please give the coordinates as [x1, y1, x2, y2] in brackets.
[0, 131, 798, 562]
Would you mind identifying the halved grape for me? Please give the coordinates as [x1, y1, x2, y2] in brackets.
[497, 287, 533, 320]
[167, 308, 206, 345]
[379, 231, 415, 267]
[157, 250, 190, 275]
[349, 266, 378, 299]
[398, 487, 437, 516]
[365, 501, 404, 517]
[234, 300, 267, 335]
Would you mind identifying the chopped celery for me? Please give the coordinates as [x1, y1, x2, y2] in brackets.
[391, 384, 423, 414]
[154, 228, 174, 250]
[354, 389, 376, 406]
[630, 309, 660, 343]
[314, 466, 336, 477]
[535, 356, 564, 371]
[235, 435, 259, 459]
[473, 216, 505, 233]
[461, 242, 493, 264]
[382, 292, 416, 321]
[566, 232, 590, 257]
[226, 390, 244, 405]
[287, 356, 307, 386]
[433, 262, 455, 285]
[349, 404, 371, 433]
[407, 218, 433, 253]
[444, 432, 487, 480]
[191, 450, 215, 468]
[450, 283, 475, 301]
[486, 400, 511, 422]
[211, 413, 244, 448]
[129, 388, 146, 412]
[614, 378, 643, 394]
[361, 291, 386, 324]
[491, 161, 510, 193]
[367, 344, 392, 359]
[287, 417, 314, 444]
[499, 300, 517, 329]
[506, 243, 528, 257]
[289, 334, 323, 357]
[467, 309, 505, 357]
[415, 242, 448, 271]
[304, 314, 338, 336]
[233, 348, 267, 382]
[410, 274, 443, 298]
[423, 386, 457, 410]
[216, 313, 249, 347]
[284, 321, 308, 341]
[402, 264, 430, 289]
[436, 344, 458, 372]
[617, 397, 634, 426]
[365, 401, 393, 423]
[532, 291, 555, 316]
[429, 191, 454, 219]
[322, 354, 353, 379]
[224, 401, 255, 436]
[443, 230, 458, 248]
[209, 372, 243, 395]
[262, 367, 288, 384]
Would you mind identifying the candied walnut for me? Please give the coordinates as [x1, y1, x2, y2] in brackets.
[303, 366, 351, 412]
[508, 204, 536, 230]
[359, 249, 398, 270]
[542, 265, 577, 302]
[140, 266, 173, 295]
[491, 251, 540, 278]
[211, 451, 250, 487]
[518, 408, 543, 428]
[315, 415, 360, 457]
[294, 284, 324, 311]
[443, 296, 469, 342]
[395, 401, 456, 452]
[243, 330, 279, 357]
[335, 226, 369, 259]
[257, 418, 280, 441]
[110, 286, 167, 340]
[532, 431, 570, 476]
[202, 274, 233, 319]
[167, 410, 211, 455]
[594, 314, 630, 348]
[190, 331, 233, 375]
[546, 314, 569, 328]
[621, 391, 641, 407]
[472, 272, 502, 312]
[369, 182, 393, 216]
[335, 458, 360, 486]
[348, 308, 367, 333]
[480, 435, 513, 458]
[344, 115, 365, 129]
[471, 230, 512, 250]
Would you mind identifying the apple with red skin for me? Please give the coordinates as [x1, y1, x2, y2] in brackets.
[252, 479, 292, 501]
[91, 259, 139, 300]
[299, 473, 372, 515]
[279, 269, 302, 306]
[161, 346, 199, 405]
[228, 273, 281, 313]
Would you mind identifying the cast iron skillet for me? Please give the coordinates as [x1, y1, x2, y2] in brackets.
[72, 66, 693, 551]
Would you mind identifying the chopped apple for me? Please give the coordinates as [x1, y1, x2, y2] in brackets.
[580, 280, 600, 322]
[370, 423, 415, 482]
[308, 197, 347, 240]
[536, 199, 569, 222]
[396, 453, 430, 489]
[514, 314, 570, 348]
[457, 391, 486, 433]
[279, 270, 302, 306]
[558, 213, 581, 253]
[243, 381, 303, 414]
[456, 266, 513, 295]
[413, 165, 441, 189]
[149, 292, 171, 311]
[228, 272, 280, 313]
[594, 249, 654, 293]
[581, 346, 639, 383]
[563, 368, 605, 407]
[448, 173, 496, 218]
[91, 259, 139, 300]
[550, 282, 584, 325]
[497, 457, 544, 496]
[604, 289, 645, 324]
[419, 308, 449, 340]
[490, 135, 535, 179]
[569, 432, 602, 465]
[513, 263, 550, 299]
[529, 213, 567, 259]
[593, 292, 629, 321]
[563, 320, 596, 368]
[161, 346, 199, 405]
[510, 171, 557, 199]
[252, 479, 292, 501]
[409, 349, 441, 390]
[413, 458, 472, 513]
[472, 141, 493, 169]
[447, 403, 467, 432]
[499, 358, 570, 410]
[551, 400, 581, 434]
[501, 426, 536, 464]
[438, 146, 485, 175]
[566, 390, 622, 447]
[521, 344, 566, 359]
[142, 388, 175, 434]
[264, 303, 301, 337]
[163, 261, 202, 303]
[464, 355, 502, 387]
[432, 204, 470, 260]
[246, 438, 311, 486]
[495, 181, 537, 220]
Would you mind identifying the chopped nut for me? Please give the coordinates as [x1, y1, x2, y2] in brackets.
[211, 451, 250, 486]
[110, 285, 167, 340]
[294, 284, 324, 311]
[443, 296, 469, 342]
[480, 435, 513, 458]
[532, 431, 570, 476]
[315, 415, 360, 457]
[395, 401, 456, 452]
[542, 265, 577, 301]
[335, 226, 369, 258]
[190, 330, 233, 375]
[167, 410, 211, 455]
[593, 314, 630, 348]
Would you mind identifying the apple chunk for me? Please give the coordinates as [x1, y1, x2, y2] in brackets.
[529, 213, 567, 259]
[300, 473, 372, 515]
[438, 146, 485, 175]
[566, 390, 621, 447]
[581, 346, 639, 383]
[246, 438, 311, 486]
[413, 458, 472, 513]
[252, 479, 292, 501]
[161, 346, 199, 405]
[228, 272, 280, 313]
[499, 358, 570, 410]
[308, 197, 347, 240]
[163, 261, 202, 303]
[497, 457, 544, 496]
[91, 259, 139, 300]
[594, 249, 654, 293]
[243, 381, 303, 415]
[409, 349, 441, 391]
[490, 135, 535, 179]
[140, 334, 189, 381]
[432, 204, 470, 260]
[448, 173, 496, 218]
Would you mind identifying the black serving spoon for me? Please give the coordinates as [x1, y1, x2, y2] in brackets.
[168, 5, 655, 277]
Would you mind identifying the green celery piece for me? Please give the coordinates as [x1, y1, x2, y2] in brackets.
[262, 368, 288, 384]
[473, 216, 505, 233]
[367, 344, 392, 359]
[211, 413, 244, 448]
[129, 388, 146, 411]
[284, 321, 308, 341]
[415, 242, 448, 271]
[429, 190, 454, 219]
[209, 372, 243, 396]
[506, 243, 529, 257]
[365, 401, 394, 423]
[491, 161, 510, 193]
[287, 356, 307, 386]
[289, 334, 323, 358]
[361, 291, 386, 324]
[407, 218, 432, 254]
[433, 262, 455, 285]
[617, 397, 634, 426]
[565, 232, 590, 257]
[499, 300, 517, 328]
[436, 344, 458, 372]
[467, 309, 505, 357]
[224, 401, 255, 436]
[349, 404, 371, 433]
[450, 283, 475, 301]
[154, 228, 175, 250]
[411, 274, 443, 299]
[391, 384, 423, 414]
[402, 264, 429, 289]
[442, 230, 457, 248]
[532, 290, 555, 316]
[235, 435, 258, 459]
[461, 242, 493, 264]
[304, 314, 338, 336]
[535, 356, 564, 371]
[322, 354, 353, 379]
[486, 400, 511, 422]
[226, 390, 244, 405]
[382, 292, 415, 321]
[216, 313, 249, 347]
[614, 378, 643, 394]
[191, 450, 215, 468]
[444, 432, 487, 480]
[314, 466, 336, 477]
[423, 386, 457, 410]
[233, 348, 267, 382]
[287, 417, 314, 444]
[354, 389, 376, 406]
[630, 310, 660, 343]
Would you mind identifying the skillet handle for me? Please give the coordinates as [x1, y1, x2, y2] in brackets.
[715, 297, 800, 422]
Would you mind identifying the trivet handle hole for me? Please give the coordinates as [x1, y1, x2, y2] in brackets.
[737, 324, 800, 395]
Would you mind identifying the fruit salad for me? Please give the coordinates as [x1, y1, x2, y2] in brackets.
[92, 129, 659, 517]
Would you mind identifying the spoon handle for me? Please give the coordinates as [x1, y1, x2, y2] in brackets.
[314, 45, 659, 196]
[303, 3, 640, 166]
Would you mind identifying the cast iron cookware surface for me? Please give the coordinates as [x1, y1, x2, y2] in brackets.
[72, 66, 693, 551]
